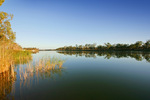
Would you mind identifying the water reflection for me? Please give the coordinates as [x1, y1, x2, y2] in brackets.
[57, 51, 150, 62]
[0, 51, 32, 100]
[18, 57, 65, 88]
[0, 56, 65, 100]
[1, 51, 150, 100]
[0, 66, 16, 100]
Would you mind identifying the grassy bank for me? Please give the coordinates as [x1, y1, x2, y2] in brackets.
[0, 44, 32, 73]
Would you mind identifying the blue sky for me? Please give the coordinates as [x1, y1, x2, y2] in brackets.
[1, 0, 150, 49]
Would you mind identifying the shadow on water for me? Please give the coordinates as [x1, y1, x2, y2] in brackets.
[57, 51, 150, 62]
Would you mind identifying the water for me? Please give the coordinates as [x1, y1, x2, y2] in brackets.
[1, 51, 150, 100]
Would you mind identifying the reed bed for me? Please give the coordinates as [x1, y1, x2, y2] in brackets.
[0, 56, 65, 99]
[0, 41, 13, 73]
[0, 41, 32, 73]
[19, 57, 65, 88]
[0, 40, 32, 99]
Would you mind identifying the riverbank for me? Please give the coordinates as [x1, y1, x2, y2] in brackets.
[0, 49, 32, 73]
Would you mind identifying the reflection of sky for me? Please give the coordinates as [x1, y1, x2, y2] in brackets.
[32, 51, 150, 83]
[11, 51, 150, 99]
[1, 0, 150, 49]
[57, 51, 150, 89]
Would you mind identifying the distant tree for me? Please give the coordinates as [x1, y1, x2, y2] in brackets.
[56, 40, 150, 51]
[76, 44, 78, 50]
[97, 45, 103, 50]
[85, 44, 88, 49]
[89, 43, 96, 50]
[104, 43, 111, 49]
[134, 41, 143, 49]
[143, 40, 150, 49]
[79, 45, 82, 50]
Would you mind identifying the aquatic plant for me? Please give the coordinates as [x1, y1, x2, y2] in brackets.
[18, 57, 65, 88]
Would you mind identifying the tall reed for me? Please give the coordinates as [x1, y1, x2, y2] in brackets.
[19, 57, 65, 88]
[0, 40, 32, 73]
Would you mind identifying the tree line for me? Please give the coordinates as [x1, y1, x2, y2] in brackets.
[23, 48, 39, 53]
[56, 41, 150, 51]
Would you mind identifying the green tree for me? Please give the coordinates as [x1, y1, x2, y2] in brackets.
[144, 40, 150, 49]
[104, 42, 111, 49]
[97, 45, 103, 50]
[134, 41, 143, 49]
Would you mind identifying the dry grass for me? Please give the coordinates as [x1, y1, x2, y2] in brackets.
[18, 57, 65, 88]
[0, 41, 32, 73]
[0, 55, 65, 99]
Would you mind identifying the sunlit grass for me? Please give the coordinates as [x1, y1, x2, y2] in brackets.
[0, 55, 65, 99]
[18, 56, 65, 88]
[0, 41, 32, 73]
[19, 57, 65, 81]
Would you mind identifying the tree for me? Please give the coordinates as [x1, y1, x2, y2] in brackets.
[0, 0, 5, 6]
[97, 45, 103, 50]
[104, 42, 111, 49]
[89, 43, 96, 50]
[0, 0, 18, 61]
[144, 40, 150, 49]
[85, 44, 89, 49]
[79, 45, 83, 50]
[56, 40, 150, 51]
[0, 12, 16, 42]
[134, 41, 143, 49]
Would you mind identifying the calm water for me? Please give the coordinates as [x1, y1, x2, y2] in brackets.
[1, 51, 150, 100]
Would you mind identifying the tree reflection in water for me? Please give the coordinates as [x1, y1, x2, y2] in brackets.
[57, 51, 150, 62]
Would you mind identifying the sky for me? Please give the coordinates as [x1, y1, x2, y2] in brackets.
[0, 0, 150, 49]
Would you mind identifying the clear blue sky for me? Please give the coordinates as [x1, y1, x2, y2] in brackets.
[1, 0, 150, 49]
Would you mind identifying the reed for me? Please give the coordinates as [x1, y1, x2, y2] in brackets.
[0, 41, 13, 73]
[0, 40, 32, 73]
[19, 57, 65, 88]
[12, 50, 32, 65]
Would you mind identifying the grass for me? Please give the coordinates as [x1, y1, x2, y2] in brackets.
[0, 42, 32, 73]
[18, 57, 65, 89]
[12, 50, 32, 65]
[0, 51, 65, 99]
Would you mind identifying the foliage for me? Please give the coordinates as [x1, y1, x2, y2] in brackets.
[56, 40, 150, 51]
[0, 0, 30, 74]
[0, 0, 5, 6]
[23, 47, 39, 53]
[0, 12, 16, 42]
